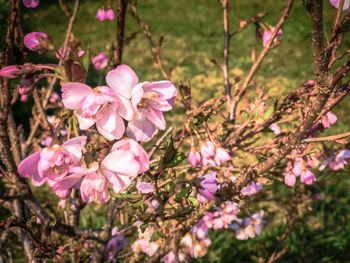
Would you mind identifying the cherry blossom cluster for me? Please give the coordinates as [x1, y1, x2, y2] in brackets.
[18, 137, 149, 203]
[188, 141, 231, 167]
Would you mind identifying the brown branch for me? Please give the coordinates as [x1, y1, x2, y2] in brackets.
[148, 127, 174, 159]
[221, 0, 231, 105]
[303, 131, 350, 143]
[114, 0, 127, 66]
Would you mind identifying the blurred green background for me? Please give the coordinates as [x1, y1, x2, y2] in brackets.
[1, 0, 350, 262]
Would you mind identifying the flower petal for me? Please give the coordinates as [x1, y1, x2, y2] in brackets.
[61, 82, 92, 110]
[106, 65, 138, 99]
[96, 106, 125, 140]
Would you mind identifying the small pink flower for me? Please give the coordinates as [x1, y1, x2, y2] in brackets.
[96, 9, 107, 21]
[0, 65, 21, 79]
[106, 9, 115, 20]
[22, 0, 39, 8]
[105, 227, 128, 259]
[263, 27, 283, 47]
[200, 141, 215, 159]
[24, 32, 49, 54]
[18, 136, 86, 188]
[61, 82, 133, 141]
[101, 138, 149, 193]
[92, 53, 108, 70]
[284, 171, 296, 187]
[20, 95, 28, 102]
[49, 92, 60, 103]
[80, 168, 110, 203]
[197, 173, 218, 200]
[319, 149, 350, 171]
[241, 182, 263, 196]
[321, 112, 337, 129]
[269, 123, 281, 135]
[188, 149, 201, 167]
[214, 147, 230, 166]
[105, 65, 177, 142]
[137, 182, 153, 194]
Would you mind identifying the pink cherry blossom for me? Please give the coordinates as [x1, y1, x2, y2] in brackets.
[197, 173, 218, 200]
[61, 82, 133, 141]
[24, 32, 49, 54]
[105, 65, 177, 142]
[106, 9, 115, 20]
[96, 9, 107, 21]
[22, 0, 39, 8]
[105, 227, 128, 260]
[214, 147, 231, 166]
[263, 27, 283, 47]
[18, 136, 86, 187]
[80, 167, 110, 203]
[329, 0, 350, 11]
[321, 112, 337, 129]
[269, 123, 281, 135]
[319, 149, 350, 171]
[101, 138, 149, 193]
[241, 182, 263, 196]
[92, 53, 108, 70]
[20, 95, 28, 102]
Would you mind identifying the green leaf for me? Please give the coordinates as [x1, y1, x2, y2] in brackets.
[188, 196, 199, 206]
[150, 231, 160, 242]
[140, 220, 149, 233]
[165, 152, 186, 168]
[263, 109, 273, 119]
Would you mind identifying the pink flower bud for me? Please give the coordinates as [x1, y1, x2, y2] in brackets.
[92, 52, 108, 70]
[24, 32, 50, 54]
[214, 147, 230, 166]
[0, 65, 21, 79]
[197, 173, 218, 200]
[22, 0, 39, 8]
[188, 149, 201, 167]
[20, 95, 28, 102]
[106, 9, 115, 20]
[240, 20, 247, 28]
[200, 141, 215, 159]
[96, 9, 107, 21]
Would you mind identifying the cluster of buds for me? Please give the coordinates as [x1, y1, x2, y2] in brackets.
[96, 8, 115, 21]
[188, 141, 231, 167]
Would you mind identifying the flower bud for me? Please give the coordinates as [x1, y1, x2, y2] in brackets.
[24, 32, 52, 54]
[96, 9, 106, 21]
[106, 9, 115, 20]
[188, 148, 201, 167]
[0, 65, 20, 79]
[196, 173, 218, 200]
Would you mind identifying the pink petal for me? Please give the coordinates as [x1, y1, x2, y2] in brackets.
[62, 136, 87, 160]
[106, 65, 138, 99]
[61, 83, 92, 110]
[127, 116, 157, 142]
[101, 150, 139, 176]
[115, 95, 134, 121]
[96, 106, 125, 140]
[145, 107, 166, 130]
[143, 80, 177, 101]
[18, 151, 41, 178]
[52, 174, 82, 199]
[74, 110, 96, 130]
